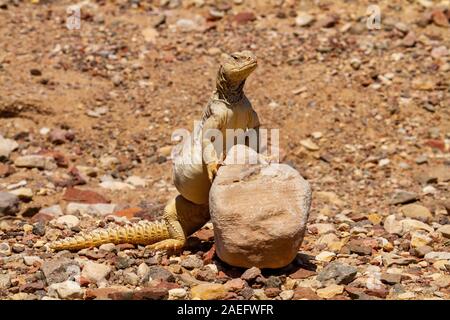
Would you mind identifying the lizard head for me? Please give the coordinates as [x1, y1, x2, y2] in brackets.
[220, 50, 257, 84]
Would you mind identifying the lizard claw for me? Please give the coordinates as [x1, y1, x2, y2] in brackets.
[207, 162, 220, 183]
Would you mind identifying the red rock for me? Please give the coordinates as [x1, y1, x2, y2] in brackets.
[431, 10, 449, 27]
[234, 12, 256, 24]
[224, 278, 246, 291]
[82, 250, 107, 260]
[240, 267, 261, 281]
[30, 212, 54, 223]
[347, 212, 367, 222]
[163, 54, 175, 63]
[289, 268, 316, 279]
[293, 287, 321, 300]
[79, 276, 91, 287]
[85, 287, 130, 300]
[333, 294, 351, 300]
[114, 207, 143, 219]
[68, 167, 87, 185]
[217, 271, 228, 279]
[19, 281, 45, 293]
[49, 129, 67, 144]
[223, 292, 240, 300]
[402, 32, 416, 47]
[348, 239, 373, 255]
[0, 163, 14, 177]
[193, 228, 214, 241]
[131, 287, 168, 300]
[108, 291, 134, 300]
[425, 139, 446, 152]
[365, 286, 388, 299]
[63, 187, 109, 204]
[344, 285, 365, 299]
[37, 150, 69, 168]
[203, 244, 216, 264]
[152, 280, 180, 290]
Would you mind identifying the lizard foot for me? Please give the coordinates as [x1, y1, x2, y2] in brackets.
[206, 162, 221, 183]
[146, 239, 185, 253]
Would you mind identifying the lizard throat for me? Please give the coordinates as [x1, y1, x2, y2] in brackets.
[216, 67, 246, 105]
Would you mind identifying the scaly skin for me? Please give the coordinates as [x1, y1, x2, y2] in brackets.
[50, 220, 170, 251]
[50, 195, 209, 251]
[50, 51, 260, 252]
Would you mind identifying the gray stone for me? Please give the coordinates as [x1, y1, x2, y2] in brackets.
[12, 243, 25, 253]
[23, 256, 43, 266]
[384, 215, 403, 235]
[180, 255, 204, 270]
[168, 288, 187, 300]
[99, 181, 135, 191]
[0, 192, 19, 216]
[390, 190, 418, 205]
[124, 271, 139, 286]
[424, 251, 450, 261]
[48, 280, 83, 299]
[137, 262, 150, 280]
[55, 215, 80, 228]
[39, 205, 63, 217]
[265, 276, 283, 288]
[317, 261, 357, 285]
[114, 256, 130, 269]
[32, 222, 46, 236]
[0, 242, 11, 256]
[147, 266, 175, 282]
[66, 203, 116, 216]
[41, 258, 81, 285]
[99, 243, 116, 252]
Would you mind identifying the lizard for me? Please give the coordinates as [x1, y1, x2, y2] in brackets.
[50, 50, 261, 252]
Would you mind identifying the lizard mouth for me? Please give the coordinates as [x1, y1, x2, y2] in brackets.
[229, 60, 257, 74]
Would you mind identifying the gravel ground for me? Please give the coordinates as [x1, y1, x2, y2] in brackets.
[0, 0, 449, 300]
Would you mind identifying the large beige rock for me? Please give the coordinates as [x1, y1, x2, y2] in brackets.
[210, 145, 312, 269]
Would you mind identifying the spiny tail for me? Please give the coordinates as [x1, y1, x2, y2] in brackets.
[50, 220, 170, 251]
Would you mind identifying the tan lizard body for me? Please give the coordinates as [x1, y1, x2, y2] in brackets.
[50, 51, 261, 252]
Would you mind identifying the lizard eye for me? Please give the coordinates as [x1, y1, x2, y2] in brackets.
[230, 54, 239, 60]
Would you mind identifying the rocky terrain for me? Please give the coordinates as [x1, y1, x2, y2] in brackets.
[0, 0, 449, 300]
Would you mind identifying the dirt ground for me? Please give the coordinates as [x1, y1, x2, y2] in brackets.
[0, 0, 449, 300]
